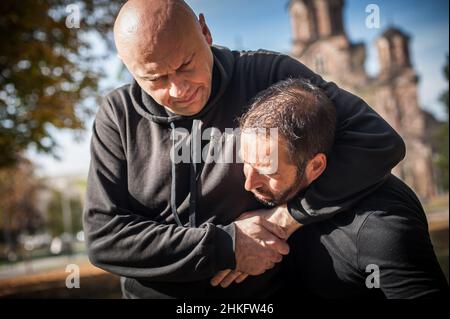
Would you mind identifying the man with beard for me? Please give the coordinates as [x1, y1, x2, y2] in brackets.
[219, 78, 448, 298]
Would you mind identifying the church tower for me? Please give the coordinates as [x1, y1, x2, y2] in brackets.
[289, 0, 345, 56]
[377, 27, 412, 78]
[288, 0, 367, 88]
[374, 27, 436, 198]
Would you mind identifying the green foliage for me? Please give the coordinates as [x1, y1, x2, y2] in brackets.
[0, 0, 124, 167]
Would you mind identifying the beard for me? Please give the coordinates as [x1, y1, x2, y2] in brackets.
[253, 180, 303, 207]
[253, 193, 278, 207]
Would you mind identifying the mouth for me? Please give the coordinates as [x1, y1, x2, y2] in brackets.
[175, 87, 199, 106]
[254, 190, 274, 202]
[253, 192, 277, 207]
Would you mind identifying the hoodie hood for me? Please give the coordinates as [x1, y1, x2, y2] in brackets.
[129, 46, 235, 125]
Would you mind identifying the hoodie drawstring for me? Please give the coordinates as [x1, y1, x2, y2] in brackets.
[170, 120, 200, 228]
[170, 122, 184, 227]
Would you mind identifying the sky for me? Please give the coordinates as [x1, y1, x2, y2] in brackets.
[31, 0, 449, 177]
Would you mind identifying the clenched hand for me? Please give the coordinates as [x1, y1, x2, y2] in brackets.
[211, 213, 289, 287]
[211, 205, 302, 288]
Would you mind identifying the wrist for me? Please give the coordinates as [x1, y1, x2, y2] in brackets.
[269, 204, 302, 238]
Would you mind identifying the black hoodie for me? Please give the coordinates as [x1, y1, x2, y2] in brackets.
[83, 46, 406, 298]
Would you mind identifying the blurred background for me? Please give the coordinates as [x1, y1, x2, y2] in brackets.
[0, 0, 448, 298]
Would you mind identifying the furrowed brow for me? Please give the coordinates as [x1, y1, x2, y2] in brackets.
[138, 72, 165, 81]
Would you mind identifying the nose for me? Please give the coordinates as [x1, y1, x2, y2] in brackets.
[168, 75, 189, 99]
[244, 166, 264, 192]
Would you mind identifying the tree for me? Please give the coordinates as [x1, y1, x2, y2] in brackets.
[0, 158, 45, 257]
[46, 190, 84, 237]
[0, 0, 124, 167]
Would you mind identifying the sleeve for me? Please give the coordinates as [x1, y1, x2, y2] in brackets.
[267, 53, 406, 225]
[83, 97, 236, 282]
[357, 210, 449, 299]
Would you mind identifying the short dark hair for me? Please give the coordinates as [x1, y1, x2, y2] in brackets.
[239, 78, 336, 171]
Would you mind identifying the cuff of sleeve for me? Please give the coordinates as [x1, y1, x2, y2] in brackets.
[213, 223, 236, 271]
[287, 197, 324, 226]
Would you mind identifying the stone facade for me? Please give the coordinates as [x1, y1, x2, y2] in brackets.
[289, 0, 437, 199]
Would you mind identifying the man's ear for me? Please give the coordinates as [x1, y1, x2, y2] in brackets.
[199, 13, 213, 46]
[304, 153, 327, 185]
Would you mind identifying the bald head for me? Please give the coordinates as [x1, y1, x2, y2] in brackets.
[113, 0, 214, 116]
[114, 0, 199, 60]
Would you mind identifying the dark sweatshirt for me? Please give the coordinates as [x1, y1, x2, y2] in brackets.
[283, 174, 448, 299]
[83, 46, 406, 298]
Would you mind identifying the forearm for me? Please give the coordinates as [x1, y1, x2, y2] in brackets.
[84, 206, 236, 282]
[238, 205, 302, 239]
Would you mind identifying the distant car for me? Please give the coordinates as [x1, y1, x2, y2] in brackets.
[50, 233, 73, 255]
[20, 233, 52, 252]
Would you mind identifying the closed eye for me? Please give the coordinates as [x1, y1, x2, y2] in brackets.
[180, 53, 195, 70]
[142, 75, 167, 82]
[180, 59, 192, 69]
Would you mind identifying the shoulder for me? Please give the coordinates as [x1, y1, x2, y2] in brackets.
[234, 48, 285, 58]
[356, 208, 431, 271]
[355, 175, 425, 221]
[103, 84, 132, 110]
[354, 196, 446, 298]
[92, 84, 135, 137]
[218, 46, 319, 90]
[354, 175, 430, 262]
[99, 83, 134, 116]
[229, 47, 291, 69]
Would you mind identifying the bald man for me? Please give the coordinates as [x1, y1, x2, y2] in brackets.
[84, 0, 406, 299]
